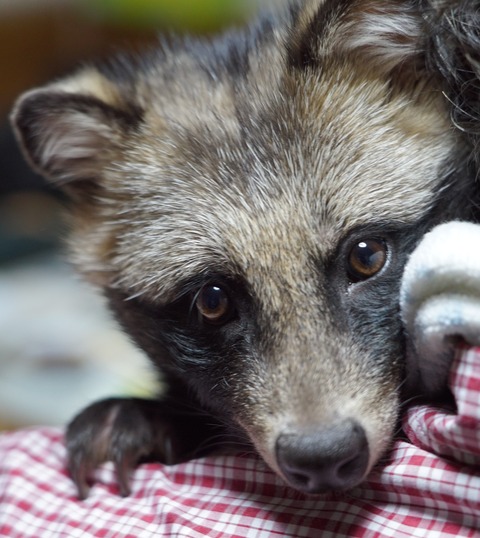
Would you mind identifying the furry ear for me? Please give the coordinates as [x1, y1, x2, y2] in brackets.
[289, 0, 425, 76]
[426, 1, 480, 159]
[10, 69, 142, 196]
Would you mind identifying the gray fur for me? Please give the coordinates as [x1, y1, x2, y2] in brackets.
[10, 0, 480, 496]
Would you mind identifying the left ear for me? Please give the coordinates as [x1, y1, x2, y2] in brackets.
[10, 67, 142, 200]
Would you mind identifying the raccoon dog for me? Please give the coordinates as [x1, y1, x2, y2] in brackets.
[11, 0, 480, 497]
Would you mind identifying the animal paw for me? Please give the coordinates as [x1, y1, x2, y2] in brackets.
[66, 397, 183, 499]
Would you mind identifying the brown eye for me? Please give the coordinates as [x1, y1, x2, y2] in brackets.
[196, 285, 230, 324]
[347, 239, 387, 282]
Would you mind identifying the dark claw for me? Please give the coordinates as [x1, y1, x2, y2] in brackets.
[66, 398, 166, 498]
[68, 459, 92, 501]
[115, 456, 133, 497]
[162, 435, 175, 465]
[66, 395, 233, 499]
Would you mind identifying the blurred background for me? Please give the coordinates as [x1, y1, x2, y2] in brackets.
[0, 0, 268, 430]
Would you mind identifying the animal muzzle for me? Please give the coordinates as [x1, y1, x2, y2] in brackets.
[275, 419, 369, 494]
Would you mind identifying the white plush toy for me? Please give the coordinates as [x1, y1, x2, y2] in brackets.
[401, 221, 480, 395]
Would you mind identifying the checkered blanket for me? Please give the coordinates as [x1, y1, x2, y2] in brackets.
[1, 345, 479, 537]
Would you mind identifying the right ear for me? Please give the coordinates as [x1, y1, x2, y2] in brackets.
[287, 0, 427, 80]
[425, 2, 480, 158]
[10, 68, 142, 197]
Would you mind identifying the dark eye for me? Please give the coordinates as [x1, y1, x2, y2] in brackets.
[347, 239, 388, 282]
[195, 285, 231, 324]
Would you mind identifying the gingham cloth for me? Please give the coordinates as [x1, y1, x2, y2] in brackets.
[0, 347, 479, 538]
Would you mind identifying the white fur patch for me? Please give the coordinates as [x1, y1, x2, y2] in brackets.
[341, 4, 423, 71]
[55, 68, 123, 108]
[38, 111, 111, 181]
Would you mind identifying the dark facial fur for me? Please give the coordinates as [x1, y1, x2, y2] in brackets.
[11, 0, 480, 496]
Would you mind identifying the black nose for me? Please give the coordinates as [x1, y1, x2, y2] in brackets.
[275, 420, 369, 494]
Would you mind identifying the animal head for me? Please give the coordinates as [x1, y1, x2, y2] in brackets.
[11, 0, 476, 494]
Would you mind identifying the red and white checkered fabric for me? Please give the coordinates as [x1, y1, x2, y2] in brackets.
[1, 348, 480, 537]
[404, 347, 480, 468]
